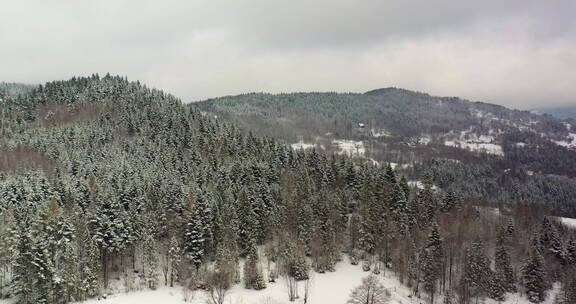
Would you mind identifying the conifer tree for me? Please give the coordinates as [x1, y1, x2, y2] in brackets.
[461, 241, 493, 302]
[522, 250, 548, 303]
[168, 236, 182, 287]
[420, 223, 443, 303]
[494, 235, 516, 293]
[184, 190, 213, 269]
[142, 233, 159, 289]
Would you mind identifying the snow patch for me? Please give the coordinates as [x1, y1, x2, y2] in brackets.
[408, 180, 438, 190]
[333, 139, 365, 157]
[291, 141, 315, 150]
[552, 133, 576, 149]
[444, 140, 503, 156]
[371, 129, 391, 138]
[557, 217, 576, 229]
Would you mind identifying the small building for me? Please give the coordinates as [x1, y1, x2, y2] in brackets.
[358, 123, 365, 129]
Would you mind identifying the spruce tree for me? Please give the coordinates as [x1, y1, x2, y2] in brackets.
[420, 223, 443, 303]
[184, 190, 213, 269]
[522, 250, 548, 303]
[168, 236, 181, 287]
[494, 235, 516, 293]
[462, 241, 493, 302]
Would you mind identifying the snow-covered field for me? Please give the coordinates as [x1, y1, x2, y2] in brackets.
[76, 261, 414, 304]
[558, 217, 576, 229]
[0, 259, 561, 304]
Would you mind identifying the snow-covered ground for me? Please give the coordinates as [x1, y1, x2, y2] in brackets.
[333, 139, 365, 157]
[291, 141, 316, 150]
[408, 180, 438, 190]
[389, 163, 411, 170]
[74, 261, 415, 304]
[484, 283, 560, 304]
[557, 217, 576, 229]
[443, 129, 504, 156]
[371, 129, 391, 138]
[553, 133, 576, 149]
[0, 260, 561, 304]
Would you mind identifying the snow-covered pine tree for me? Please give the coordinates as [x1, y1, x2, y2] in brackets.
[494, 234, 516, 293]
[567, 239, 576, 265]
[184, 190, 213, 269]
[242, 237, 266, 290]
[522, 250, 549, 303]
[420, 223, 443, 304]
[461, 241, 494, 302]
[390, 182, 409, 235]
[142, 233, 159, 289]
[168, 236, 181, 287]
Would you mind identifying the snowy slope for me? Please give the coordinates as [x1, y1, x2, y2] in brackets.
[558, 216, 576, 229]
[75, 261, 415, 304]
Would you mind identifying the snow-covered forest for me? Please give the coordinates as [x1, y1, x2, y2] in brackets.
[1, 76, 576, 304]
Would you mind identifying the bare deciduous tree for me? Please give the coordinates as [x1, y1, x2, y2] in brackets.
[348, 275, 389, 304]
[206, 270, 231, 304]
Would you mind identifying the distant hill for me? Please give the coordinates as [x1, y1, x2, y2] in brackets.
[197, 87, 576, 216]
[197, 87, 576, 176]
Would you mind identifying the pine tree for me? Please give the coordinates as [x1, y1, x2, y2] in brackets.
[59, 241, 80, 302]
[440, 190, 458, 213]
[11, 215, 35, 304]
[557, 275, 576, 304]
[142, 233, 159, 289]
[522, 250, 548, 303]
[81, 239, 101, 299]
[420, 223, 443, 303]
[242, 238, 266, 290]
[494, 235, 516, 293]
[567, 239, 576, 265]
[390, 182, 409, 235]
[168, 236, 181, 287]
[461, 241, 493, 302]
[184, 190, 213, 269]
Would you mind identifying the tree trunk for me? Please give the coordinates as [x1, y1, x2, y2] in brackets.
[102, 249, 108, 289]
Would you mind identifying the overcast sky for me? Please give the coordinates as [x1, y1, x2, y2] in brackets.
[1, 0, 575, 109]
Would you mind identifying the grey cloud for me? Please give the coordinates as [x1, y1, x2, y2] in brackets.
[0, 0, 575, 109]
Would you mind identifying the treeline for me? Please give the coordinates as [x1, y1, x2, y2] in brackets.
[0, 76, 575, 304]
[197, 88, 576, 217]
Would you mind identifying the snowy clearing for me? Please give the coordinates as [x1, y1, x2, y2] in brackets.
[557, 217, 576, 229]
[74, 261, 414, 304]
[444, 140, 504, 156]
[408, 180, 438, 190]
[333, 139, 365, 157]
[443, 128, 504, 156]
[0, 260, 561, 304]
[291, 141, 316, 150]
